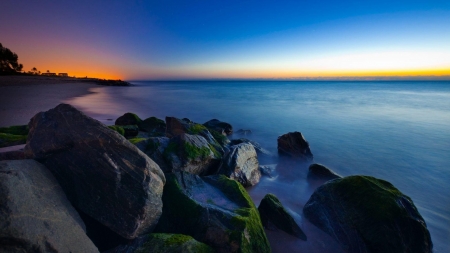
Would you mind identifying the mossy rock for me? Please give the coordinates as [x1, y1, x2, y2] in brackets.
[155, 172, 271, 253]
[303, 175, 432, 253]
[128, 137, 147, 145]
[258, 194, 306, 240]
[0, 125, 29, 135]
[115, 112, 142, 126]
[0, 133, 27, 148]
[138, 117, 166, 137]
[307, 163, 341, 181]
[108, 125, 125, 136]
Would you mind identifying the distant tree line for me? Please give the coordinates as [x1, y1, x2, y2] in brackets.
[0, 43, 23, 75]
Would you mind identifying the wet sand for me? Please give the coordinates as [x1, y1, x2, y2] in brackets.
[0, 76, 98, 127]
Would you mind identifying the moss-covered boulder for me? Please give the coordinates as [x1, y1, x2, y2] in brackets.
[106, 233, 214, 253]
[138, 116, 166, 137]
[277, 131, 313, 161]
[219, 143, 261, 187]
[258, 194, 306, 240]
[307, 163, 341, 181]
[164, 133, 221, 175]
[108, 125, 125, 136]
[155, 172, 271, 253]
[115, 112, 142, 126]
[303, 175, 432, 253]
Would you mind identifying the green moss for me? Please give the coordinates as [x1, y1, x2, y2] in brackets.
[136, 233, 214, 253]
[209, 129, 229, 146]
[124, 112, 143, 124]
[0, 133, 27, 148]
[184, 142, 210, 160]
[187, 124, 207, 135]
[0, 125, 29, 135]
[129, 137, 146, 145]
[210, 175, 255, 209]
[208, 144, 221, 159]
[108, 125, 125, 136]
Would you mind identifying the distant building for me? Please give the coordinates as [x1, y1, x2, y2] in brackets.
[41, 73, 57, 76]
[58, 73, 68, 77]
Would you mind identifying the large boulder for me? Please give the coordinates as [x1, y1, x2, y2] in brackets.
[203, 119, 233, 135]
[307, 163, 341, 181]
[24, 104, 166, 239]
[155, 172, 271, 253]
[258, 194, 306, 240]
[134, 137, 171, 172]
[139, 116, 166, 137]
[115, 112, 142, 126]
[277, 131, 313, 160]
[106, 233, 214, 253]
[0, 160, 99, 253]
[303, 175, 432, 253]
[164, 133, 221, 175]
[219, 143, 261, 187]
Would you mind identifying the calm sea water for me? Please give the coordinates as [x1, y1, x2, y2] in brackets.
[67, 81, 450, 252]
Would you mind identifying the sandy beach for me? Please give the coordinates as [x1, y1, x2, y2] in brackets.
[0, 76, 98, 127]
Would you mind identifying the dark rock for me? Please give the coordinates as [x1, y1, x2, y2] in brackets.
[106, 233, 214, 253]
[230, 138, 272, 156]
[115, 112, 142, 126]
[259, 164, 278, 178]
[122, 125, 139, 138]
[164, 133, 220, 175]
[0, 150, 27, 160]
[203, 119, 233, 135]
[219, 143, 261, 187]
[258, 194, 307, 240]
[138, 116, 166, 136]
[307, 163, 341, 181]
[134, 137, 171, 173]
[0, 160, 99, 253]
[303, 175, 433, 253]
[0, 133, 27, 148]
[155, 172, 271, 253]
[165, 116, 191, 138]
[108, 125, 125, 136]
[24, 104, 166, 239]
[277, 131, 313, 160]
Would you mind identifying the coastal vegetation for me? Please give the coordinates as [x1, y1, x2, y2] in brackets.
[0, 43, 23, 74]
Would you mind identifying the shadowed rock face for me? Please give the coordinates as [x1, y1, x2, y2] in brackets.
[203, 119, 233, 135]
[277, 131, 313, 161]
[303, 175, 433, 253]
[258, 194, 307, 240]
[24, 104, 166, 239]
[134, 137, 171, 172]
[155, 172, 271, 253]
[0, 160, 99, 253]
[219, 143, 261, 187]
[307, 163, 341, 181]
[115, 112, 142, 126]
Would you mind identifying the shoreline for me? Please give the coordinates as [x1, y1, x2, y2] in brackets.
[0, 76, 99, 127]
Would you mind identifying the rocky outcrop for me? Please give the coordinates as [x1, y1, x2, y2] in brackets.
[139, 116, 166, 137]
[24, 104, 166, 239]
[258, 194, 306, 240]
[219, 143, 261, 187]
[303, 175, 433, 253]
[230, 138, 272, 156]
[277, 131, 313, 160]
[106, 233, 214, 253]
[134, 137, 171, 172]
[115, 112, 142, 126]
[0, 160, 99, 253]
[203, 119, 233, 135]
[164, 133, 220, 175]
[155, 172, 271, 253]
[307, 163, 341, 181]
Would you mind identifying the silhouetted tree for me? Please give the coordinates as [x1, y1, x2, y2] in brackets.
[31, 67, 38, 75]
[0, 43, 23, 74]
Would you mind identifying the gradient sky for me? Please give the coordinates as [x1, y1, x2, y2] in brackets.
[1, 0, 449, 80]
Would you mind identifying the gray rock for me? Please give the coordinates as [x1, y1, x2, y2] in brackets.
[24, 104, 166, 239]
[277, 131, 313, 161]
[307, 163, 341, 181]
[219, 143, 261, 187]
[230, 138, 272, 156]
[0, 160, 99, 253]
[135, 137, 170, 172]
[259, 164, 278, 178]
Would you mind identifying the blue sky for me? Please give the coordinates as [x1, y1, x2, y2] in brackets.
[1, 0, 449, 79]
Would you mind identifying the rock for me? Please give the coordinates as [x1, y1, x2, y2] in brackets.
[139, 116, 166, 137]
[115, 112, 142, 126]
[134, 137, 171, 173]
[235, 129, 252, 135]
[0, 150, 26, 160]
[106, 233, 214, 253]
[259, 164, 278, 178]
[0, 133, 27, 148]
[219, 143, 261, 187]
[155, 172, 271, 253]
[307, 163, 341, 181]
[108, 125, 125, 136]
[0, 160, 99, 253]
[164, 133, 220, 175]
[121, 125, 139, 138]
[230, 138, 272, 156]
[258, 194, 307, 240]
[165, 116, 191, 138]
[203, 119, 233, 135]
[303, 175, 433, 253]
[277, 131, 313, 160]
[24, 104, 166, 239]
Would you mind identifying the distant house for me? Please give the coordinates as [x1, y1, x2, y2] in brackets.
[41, 73, 57, 76]
[58, 73, 68, 77]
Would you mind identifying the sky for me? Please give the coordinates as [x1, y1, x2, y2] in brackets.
[1, 0, 449, 80]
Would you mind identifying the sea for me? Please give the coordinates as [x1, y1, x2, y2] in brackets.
[66, 81, 450, 253]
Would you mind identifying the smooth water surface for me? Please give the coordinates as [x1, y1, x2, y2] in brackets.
[67, 81, 450, 252]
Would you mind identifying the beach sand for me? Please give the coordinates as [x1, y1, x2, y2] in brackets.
[0, 76, 98, 127]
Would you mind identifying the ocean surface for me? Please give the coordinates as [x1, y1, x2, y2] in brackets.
[67, 81, 450, 252]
